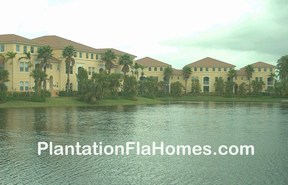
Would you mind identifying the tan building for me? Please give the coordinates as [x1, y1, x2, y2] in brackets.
[236, 61, 276, 91]
[135, 57, 171, 81]
[186, 57, 236, 93]
[0, 34, 136, 96]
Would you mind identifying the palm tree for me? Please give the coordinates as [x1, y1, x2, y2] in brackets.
[268, 72, 276, 86]
[62, 45, 76, 96]
[37, 45, 53, 90]
[19, 52, 32, 91]
[6, 51, 17, 92]
[0, 54, 6, 69]
[133, 63, 141, 79]
[277, 55, 288, 80]
[119, 54, 133, 75]
[244, 65, 254, 93]
[227, 68, 237, 94]
[163, 66, 173, 94]
[102, 49, 117, 74]
[182, 66, 192, 94]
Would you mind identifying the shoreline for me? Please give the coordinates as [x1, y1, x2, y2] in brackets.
[0, 96, 287, 109]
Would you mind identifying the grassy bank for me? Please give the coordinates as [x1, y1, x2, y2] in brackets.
[157, 95, 286, 103]
[0, 95, 287, 109]
[0, 97, 163, 109]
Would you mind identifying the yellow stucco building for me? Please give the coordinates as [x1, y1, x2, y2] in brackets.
[1, 34, 276, 95]
[0, 34, 136, 96]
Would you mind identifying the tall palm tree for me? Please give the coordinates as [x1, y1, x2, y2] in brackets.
[0, 54, 6, 69]
[268, 72, 276, 86]
[227, 68, 237, 94]
[133, 63, 141, 79]
[277, 55, 288, 80]
[62, 45, 76, 96]
[244, 64, 254, 93]
[37, 45, 53, 90]
[6, 51, 17, 92]
[163, 66, 173, 93]
[102, 49, 117, 74]
[182, 66, 192, 94]
[19, 52, 32, 91]
[119, 54, 133, 75]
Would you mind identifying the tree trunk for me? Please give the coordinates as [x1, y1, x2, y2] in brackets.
[66, 67, 70, 97]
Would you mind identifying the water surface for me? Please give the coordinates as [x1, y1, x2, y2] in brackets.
[0, 102, 288, 185]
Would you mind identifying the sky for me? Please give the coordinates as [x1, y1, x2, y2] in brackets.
[1, 0, 287, 69]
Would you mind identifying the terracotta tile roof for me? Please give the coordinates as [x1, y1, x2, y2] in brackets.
[251, 61, 275, 68]
[32, 35, 136, 57]
[95, 48, 136, 58]
[135, 57, 171, 67]
[0, 34, 42, 45]
[236, 68, 246, 76]
[172, 68, 182, 75]
[32, 35, 97, 52]
[186, 57, 236, 68]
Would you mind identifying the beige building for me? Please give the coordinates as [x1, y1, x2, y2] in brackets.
[0, 34, 136, 96]
[0, 34, 276, 95]
[186, 57, 236, 93]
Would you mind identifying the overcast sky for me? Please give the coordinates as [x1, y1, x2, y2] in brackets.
[1, 0, 287, 69]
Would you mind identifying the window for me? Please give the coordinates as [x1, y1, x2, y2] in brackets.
[255, 77, 258, 81]
[215, 77, 218, 81]
[30, 46, 34, 53]
[206, 67, 209, 71]
[20, 62, 29, 72]
[200, 67, 203, 71]
[148, 67, 152, 71]
[194, 67, 197, 71]
[218, 67, 221, 71]
[20, 81, 24, 91]
[96, 54, 101, 60]
[88, 67, 92, 75]
[92, 67, 95, 74]
[258, 68, 261, 72]
[224, 68, 227, 71]
[91, 53, 94, 59]
[86, 53, 89, 59]
[57, 64, 60, 71]
[270, 68, 272, 72]
[260, 77, 263, 81]
[23, 46, 27, 53]
[50, 64, 52, 70]
[0, 45, 4, 52]
[79, 52, 82, 58]
[154, 67, 157, 71]
[160, 67, 163, 71]
[20, 81, 28, 91]
[264, 68, 267, 72]
[16, 45, 20, 52]
[25, 81, 29, 91]
[212, 67, 215, 71]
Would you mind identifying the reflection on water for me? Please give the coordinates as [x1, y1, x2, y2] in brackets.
[0, 103, 288, 185]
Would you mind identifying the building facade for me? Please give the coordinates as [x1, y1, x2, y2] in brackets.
[1, 34, 276, 95]
[0, 34, 136, 96]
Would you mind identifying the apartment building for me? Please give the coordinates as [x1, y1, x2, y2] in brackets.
[0, 34, 136, 95]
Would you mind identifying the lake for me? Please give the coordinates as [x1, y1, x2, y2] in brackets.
[0, 102, 288, 185]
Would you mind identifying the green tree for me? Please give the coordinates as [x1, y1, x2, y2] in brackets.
[0, 68, 9, 101]
[119, 54, 133, 75]
[244, 65, 254, 93]
[251, 80, 265, 95]
[62, 45, 76, 96]
[102, 49, 117, 74]
[31, 69, 47, 97]
[191, 78, 201, 94]
[226, 69, 237, 95]
[6, 51, 17, 92]
[277, 55, 288, 80]
[108, 73, 122, 96]
[238, 82, 247, 96]
[76, 67, 88, 97]
[37, 45, 53, 90]
[182, 66, 192, 94]
[0, 54, 6, 69]
[133, 63, 141, 79]
[123, 76, 137, 98]
[170, 81, 184, 97]
[214, 78, 225, 95]
[163, 66, 173, 94]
